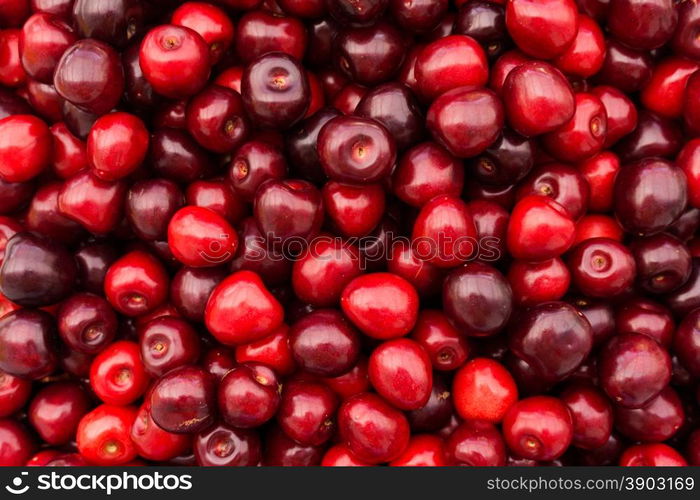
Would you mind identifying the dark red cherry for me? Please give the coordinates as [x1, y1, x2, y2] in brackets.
[241, 52, 310, 130]
[53, 38, 124, 115]
[0, 309, 57, 379]
[229, 140, 287, 201]
[613, 158, 687, 236]
[443, 262, 512, 337]
[568, 238, 636, 298]
[234, 11, 307, 64]
[505, 0, 578, 59]
[150, 365, 216, 434]
[278, 380, 338, 446]
[426, 86, 503, 158]
[326, 0, 389, 27]
[57, 292, 117, 354]
[470, 129, 533, 187]
[630, 233, 691, 294]
[616, 298, 674, 347]
[509, 301, 593, 382]
[607, 0, 677, 50]
[149, 128, 212, 184]
[19, 12, 76, 83]
[218, 362, 280, 428]
[599, 333, 671, 409]
[673, 307, 700, 377]
[445, 420, 506, 466]
[0, 419, 36, 466]
[334, 22, 404, 86]
[515, 162, 589, 220]
[614, 386, 684, 443]
[194, 423, 261, 466]
[411, 310, 470, 372]
[187, 85, 250, 154]
[139, 316, 200, 377]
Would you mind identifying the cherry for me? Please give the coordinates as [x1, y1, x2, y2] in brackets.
[505, 0, 578, 59]
[89, 340, 149, 406]
[508, 257, 570, 306]
[242, 52, 310, 130]
[289, 309, 360, 376]
[57, 292, 117, 354]
[236, 325, 295, 376]
[369, 338, 431, 411]
[286, 107, 339, 184]
[443, 262, 513, 337]
[323, 181, 385, 237]
[0, 419, 35, 466]
[104, 250, 169, 317]
[72, 0, 144, 48]
[326, 0, 388, 26]
[254, 179, 324, 247]
[502, 396, 573, 461]
[323, 356, 370, 399]
[509, 301, 593, 382]
[229, 217, 292, 286]
[454, 0, 508, 60]
[139, 316, 200, 377]
[591, 86, 637, 147]
[186, 85, 250, 154]
[453, 358, 517, 423]
[263, 425, 323, 466]
[202, 346, 236, 381]
[426, 86, 503, 158]
[234, 11, 307, 64]
[616, 110, 683, 163]
[54, 38, 124, 115]
[58, 171, 127, 234]
[515, 162, 589, 220]
[75, 242, 119, 295]
[131, 404, 191, 462]
[218, 362, 280, 428]
[568, 237, 636, 298]
[278, 380, 338, 445]
[170, 266, 225, 322]
[412, 195, 478, 268]
[616, 298, 674, 347]
[560, 384, 613, 450]
[553, 15, 605, 78]
[338, 392, 410, 464]
[507, 195, 575, 260]
[0, 114, 52, 182]
[87, 112, 149, 181]
[318, 115, 396, 184]
[599, 333, 671, 408]
[0, 232, 76, 307]
[411, 310, 470, 371]
[229, 140, 287, 201]
[334, 22, 404, 86]
[18, 12, 75, 83]
[77, 404, 137, 465]
[139, 25, 210, 99]
[607, 0, 677, 50]
[391, 434, 447, 466]
[50, 122, 88, 179]
[205, 270, 284, 346]
[619, 444, 687, 466]
[630, 233, 691, 294]
[168, 206, 238, 268]
[28, 381, 90, 445]
[388, 240, 445, 298]
[0, 369, 31, 417]
[392, 142, 464, 208]
[502, 61, 575, 137]
[445, 420, 506, 466]
[341, 272, 419, 339]
[614, 386, 684, 442]
[150, 365, 216, 434]
[292, 237, 361, 307]
[171, 2, 234, 65]
[194, 423, 261, 466]
[542, 92, 607, 163]
[470, 129, 533, 187]
[613, 158, 687, 236]
[126, 179, 184, 241]
[415, 35, 488, 100]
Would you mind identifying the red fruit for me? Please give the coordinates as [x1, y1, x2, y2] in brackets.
[577, 151, 620, 212]
[130, 404, 191, 462]
[341, 272, 419, 339]
[506, 195, 575, 261]
[0, 369, 31, 417]
[27, 381, 90, 445]
[87, 112, 149, 181]
[0, 114, 51, 182]
[505, 0, 578, 59]
[58, 171, 127, 234]
[619, 444, 687, 467]
[77, 404, 138, 466]
[89, 340, 150, 406]
[168, 206, 238, 267]
[412, 195, 478, 268]
[205, 270, 284, 345]
[641, 57, 699, 119]
[104, 250, 169, 317]
[323, 181, 385, 237]
[0, 419, 35, 466]
[453, 358, 518, 423]
[277, 381, 338, 446]
[415, 35, 488, 100]
[444, 420, 506, 466]
[50, 122, 88, 179]
[369, 338, 432, 410]
[502, 396, 573, 461]
[553, 15, 605, 78]
[321, 444, 371, 466]
[410, 310, 470, 371]
[390, 434, 447, 466]
[139, 24, 211, 99]
[502, 61, 575, 137]
[561, 384, 613, 450]
[508, 257, 570, 305]
[572, 215, 624, 247]
[338, 393, 410, 464]
[171, 1, 234, 64]
[236, 325, 296, 376]
[0, 29, 25, 87]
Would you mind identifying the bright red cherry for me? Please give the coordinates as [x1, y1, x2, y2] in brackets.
[0, 114, 51, 182]
[505, 0, 578, 59]
[390, 434, 447, 466]
[130, 404, 191, 462]
[561, 384, 613, 450]
[619, 444, 687, 466]
[58, 171, 127, 234]
[171, 2, 234, 64]
[341, 272, 419, 339]
[453, 358, 518, 423]
[28, 381, 90, 445]
[553, 15, 605, 78]
[323, 181, 385, 237]
[506, 195, 575, 261]
[77, 404, 138, 466]
[508, 257, 570, 305]
[205, 270, 284, 346]
[89, 340, 149, 406]
[104, 250, 169, 317]
[87, 112, 149, 181]
[410, 310, 470, 371]
[168, 206, 238, 268]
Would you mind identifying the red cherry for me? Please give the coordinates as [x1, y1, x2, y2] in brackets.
[87, 112, 149, 181]
[505, 0, 578, 59]
[104, 250, 169, 317]
[130, 404, 191, 462]
[89, 340, 150, 406]
[77, 404, 138, 466]
[168, 206, 238, 267]
[453, 358, 518, 423]
[0, 114, 51, 182]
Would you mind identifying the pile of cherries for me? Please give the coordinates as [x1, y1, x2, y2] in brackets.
[2, 0, 700, 468]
